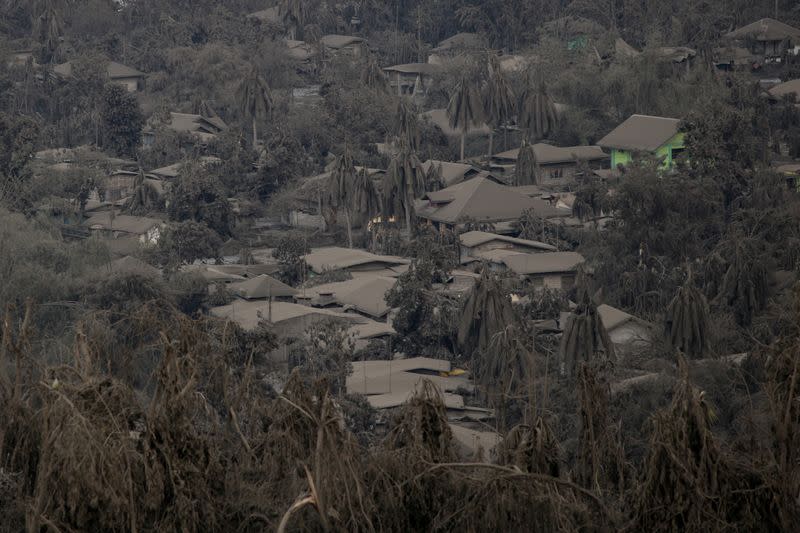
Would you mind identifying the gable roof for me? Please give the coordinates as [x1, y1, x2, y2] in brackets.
[459, 231, 556, 251]
[210, 300, 364, 330]
[230, 274, 298, 299]
[246, 6, 281, 24]
[320, 34, 365, 49]
[420, 160, 480, 186]
[166, 112, 228, 136]
[597, 114, 681, 152]
[432, 32, 485, 53]
[416, 177, 560, 224]
[768, 79, 800, 99]
[149, 156, 221, 179]
[383, 62, 441, 76]
[83, 213, 162, 235]
[302, 275, 397, 317]
[103, 255, 161, 278]
[596, 304, 648, 331]
[473, 249, 584, 275]
[421, 108, 491, 137]
[492, 144, 608, 165]
[303, 247, 410, 274]
[346, 357, 472, 400]
[53, 60, 144, 80]
[725, 18, 800, 41]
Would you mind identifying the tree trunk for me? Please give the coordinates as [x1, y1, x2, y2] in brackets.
[460, 131, 466, 161]
[252, 116, 258, 148]
[487, 129, 494, 163]
[404, 196, 413, 240]
[345, 209, 353, 248]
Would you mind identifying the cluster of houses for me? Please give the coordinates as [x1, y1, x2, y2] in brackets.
[17, 10, 800, 452]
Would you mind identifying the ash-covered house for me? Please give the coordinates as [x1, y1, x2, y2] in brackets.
[427, 32, 486, 65]
[142, 112, 228, 147]
[383, 63, 439, 97]
[53, 60, 146, 92]
[458, 231, 556, 264]
[598, 114, 684, 169]
[723, 18, 800, 63]
[414, 176, 566, 233]
[490, 143, 609, 182]
[320, 35, 366, 58]
[303, 247, 410, 278]
[83, 212, 164, 246]
[466, 249, 585, 290]
[560, 304, 654, 355]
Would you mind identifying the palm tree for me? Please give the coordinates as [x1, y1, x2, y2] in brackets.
[519, 78, 558, 142]
[395, 99, 419, 152]
[559, 290, 615, 377]
[280, 0, 308, 40]
[35, 2, 64, 63]
[665, 272, 710, 359]
[360, 55, 388, 93]
[424, 161, 446, 191]
[237, 67, 273, 148]
[483, 54, 515, 160]
[124, 170, 161, 216]
[382, 145, 425, 239]
[326, 148, 357, 248]
[457, 269, 514, 357]
[350, 167, 380, 228]
[515, 140, 539, 186]
[447, 74, 485, 161]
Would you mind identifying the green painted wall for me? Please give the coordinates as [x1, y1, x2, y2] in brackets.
[610, 132, 685, 169]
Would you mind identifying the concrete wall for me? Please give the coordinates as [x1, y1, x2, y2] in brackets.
[611, 132, 685, 169]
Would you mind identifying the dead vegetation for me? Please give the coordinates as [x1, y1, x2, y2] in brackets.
[2, 296, 799, 532]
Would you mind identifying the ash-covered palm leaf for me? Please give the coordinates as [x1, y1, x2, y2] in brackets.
[382, 146, 425, 238]
[483, 54, 515, 159]
[350, 166, 380, 227]
[424, 161, 446, 191]
[237, 67, 273, 147]
[515, 140, 539, 186]
[559, 289, 615, 377]
[326, 148, 356, 247]
[124, 170, 161, 215]
[498, 417, 561, 476]
[395, 99, 419, 151]
[665, 273, 710, 359]
[447, 74, 485, 160]
[458, 269, 514, 357]
[360, 55, 388, 93]
[519, 78, 558, 141]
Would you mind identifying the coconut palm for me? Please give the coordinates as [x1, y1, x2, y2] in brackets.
[458, 269, 514, 357]
[382, 145, 425, 239]
[124, 170, 161, 216]
[665, 273, 710, 359]
[483, 54, 515, 160]
[351, 166, 380, 231]
[447, 74, 485, 161]
[326, 148, 357, 248]
[424, 161, 446, 192]
[360, 55, 388, 93]
[237, 67, 274, 148]
[519, 78, 558, 142]
[395, 99, 419, 152]
[35, 2, 64, 63]
[559, 290, 615, 377]
[515, 140, 539, 186]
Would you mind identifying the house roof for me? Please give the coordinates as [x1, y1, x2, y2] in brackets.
[560, 303, 651, 333]
[416, 177, 559, 224]
[285, 39, 314, 61]
[53, 60, 144, 80]
[230, 274, 298, 299]
[473, 249, 584, 275]
[149, 156, 221, 178]
[83, 213, 162, 235]
[459, 230, 557, 251]
[302, 275, 397, 317]
[103, 255, 161, 278]
[383, 62, 441, 76]
[651, 46, 697, 63]
[432, 32, 485, 53]
[346, 320, 395, 340]
[492, 143, 608, 165]
[615, 38, 640, 58]
[597, 114, 681, 152]
[320, 34, 364, 49]
[210, 300, 364, 330]
[346, 357, 472, 400]
[420, 160, 480, 186]
[724, 18, 800, 41]
[421, 108, 491, 137]
[182, 263, 279, 283]
[151, 113, 228, 141]
[303, 247, 410, 274]
[768, 79, 800, 99]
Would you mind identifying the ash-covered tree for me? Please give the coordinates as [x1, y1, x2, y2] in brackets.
[458, 269, 514, 358]
[100, 84, 144, 157]
[290, 320, 355, 395]
[166, 161, 233, 236]
[325, 147, 356, 248]
[665, 272, 710, 359]
[237, 66, 273, 148]
[0, 112, 39, 209]
[519, 78, 558, 142]
[382, 144, 426, 239]
[272, 233, 310, 286]
[483, 54, 515, 159]
[515, 140, 539, 186]
[156, 220, 222, 268]
[559, 290, 615, 377]
[447, 73, 484, 160]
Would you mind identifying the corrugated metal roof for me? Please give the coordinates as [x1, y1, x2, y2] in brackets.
[597, 114, 681, 152]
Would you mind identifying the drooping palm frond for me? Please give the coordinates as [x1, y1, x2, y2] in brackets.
[519, 78, 558, 141]
[237, 67, 273, 146]
[665, 273, 710, 359]
[447, 74, 485, 160]
[350, 167, 380, 226]
[124, 170, 161, 216]
[559, 290, 615, 377]
[382, 146, 425, 237]
[457, 269, 514, 357]
[515, 140, 539, 186]
[360, 55, 388, 93]
[395, 99, 419, 152]
[483, 55, 516, 159]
